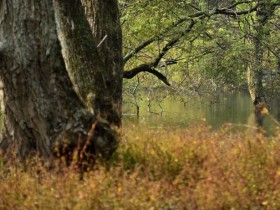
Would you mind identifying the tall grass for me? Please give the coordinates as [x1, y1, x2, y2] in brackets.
[1, 123, 280, 209]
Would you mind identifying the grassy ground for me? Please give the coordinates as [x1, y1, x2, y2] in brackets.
[1, 123, 280, 209]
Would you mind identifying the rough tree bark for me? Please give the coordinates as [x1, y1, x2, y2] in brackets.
[0, 0, 118, 159]
[74, 0, 123, 125]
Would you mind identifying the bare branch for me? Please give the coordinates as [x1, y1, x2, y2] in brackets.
[123, 64, 171, 86]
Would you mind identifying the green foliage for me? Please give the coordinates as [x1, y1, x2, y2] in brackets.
[121, 0, 280, 99]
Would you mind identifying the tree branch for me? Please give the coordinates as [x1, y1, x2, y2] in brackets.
[123, 64, 171, 86]
[123, 16, 194, 64]
[214, 3, 259, 16]
[123, 20, 196, 86]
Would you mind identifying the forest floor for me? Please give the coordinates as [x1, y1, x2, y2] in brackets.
[1, 123, 280, 209]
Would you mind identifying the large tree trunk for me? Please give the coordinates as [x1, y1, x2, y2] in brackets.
[88, 0, 123, 126]
[54, 0, 123, 126]
[0, 0, 117, 159]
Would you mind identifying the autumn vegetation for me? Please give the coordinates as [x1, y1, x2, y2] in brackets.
[1, 123, 280, 209]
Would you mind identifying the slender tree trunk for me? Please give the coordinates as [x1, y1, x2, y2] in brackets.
[247, 1, 275, 124]
[277, 48, 280, 74]
[0, 0, 117, 159]
[247, 34, 267, 112]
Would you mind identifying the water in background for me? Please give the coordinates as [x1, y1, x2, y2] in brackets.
[0, 91, 278, 135]
[123, 91, 280, 135]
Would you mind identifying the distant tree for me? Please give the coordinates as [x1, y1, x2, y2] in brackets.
[247, 1, 278, 115]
